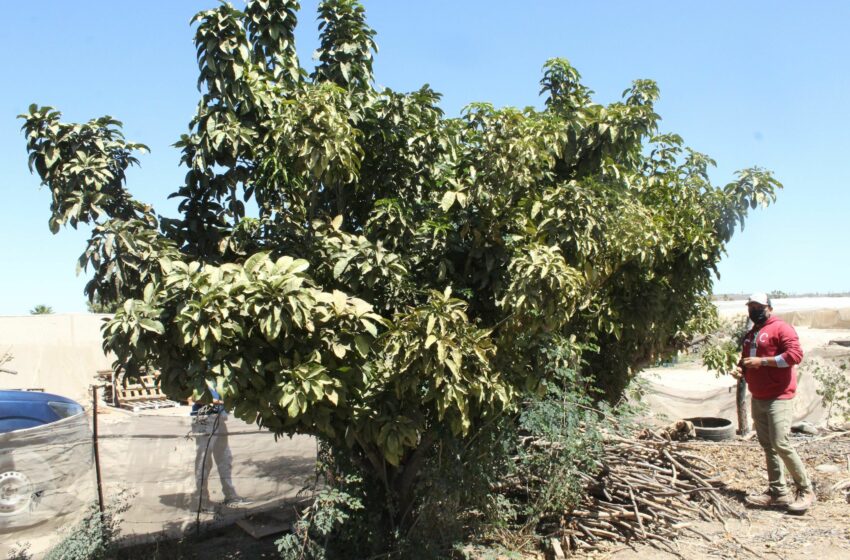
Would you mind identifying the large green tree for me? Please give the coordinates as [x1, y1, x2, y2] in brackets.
[21, 0, 778, 542]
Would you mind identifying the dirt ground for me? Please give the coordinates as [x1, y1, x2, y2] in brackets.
[110, 525, 281, 559]
[603, 432, 850, 560]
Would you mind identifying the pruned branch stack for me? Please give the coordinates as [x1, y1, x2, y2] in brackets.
[559, 431, 738, 553]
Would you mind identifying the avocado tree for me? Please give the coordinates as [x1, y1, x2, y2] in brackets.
[21, 0, 779, 540]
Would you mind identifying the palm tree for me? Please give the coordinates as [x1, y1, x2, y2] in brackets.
[30, 304, 54, 315]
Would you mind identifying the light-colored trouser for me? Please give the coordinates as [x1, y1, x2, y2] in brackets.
[751, 398, 811, 496]
[193, 413, 237, 504]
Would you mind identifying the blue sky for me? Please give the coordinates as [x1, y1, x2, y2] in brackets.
[2, 1, 848, 314]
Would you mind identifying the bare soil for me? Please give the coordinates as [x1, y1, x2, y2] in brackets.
[603, 432, 850, 560]
[110, 524, 281, 559]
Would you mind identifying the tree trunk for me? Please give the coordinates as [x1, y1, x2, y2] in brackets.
[736, 378, 749, 435]
[393, 431, 437, 529]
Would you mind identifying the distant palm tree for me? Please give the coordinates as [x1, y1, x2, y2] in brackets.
[30, 304, 54, 315]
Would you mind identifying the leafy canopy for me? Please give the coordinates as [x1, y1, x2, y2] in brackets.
[21, 0, 779, 473]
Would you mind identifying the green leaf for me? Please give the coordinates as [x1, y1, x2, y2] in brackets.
[244, 251, 270, 273]
[440, 191, 456, 212]
[331, 290, 347, 313]
[333, 257, 352, 279]
[361, 319, 378, 337]
[436, 341, 446, 363]
[354, 334, 371, 357]
[287, 259, 310, 275]
[286, 396, 300, 418]
[138, 318, 164, 335]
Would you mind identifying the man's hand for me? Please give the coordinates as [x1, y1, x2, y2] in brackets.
[741, 356, 763, 369]
[731, 365, 744, 380]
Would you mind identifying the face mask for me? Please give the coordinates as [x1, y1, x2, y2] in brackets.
[748, 307, 768, 325]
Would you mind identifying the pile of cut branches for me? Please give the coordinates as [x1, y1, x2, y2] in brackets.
[520, 430, 740, 555]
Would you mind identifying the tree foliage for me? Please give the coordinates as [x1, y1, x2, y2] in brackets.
[701, 315, 749, 376]
[21, 0, 780, 544]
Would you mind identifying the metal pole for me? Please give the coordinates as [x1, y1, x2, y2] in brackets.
[92, 385, 105, 514]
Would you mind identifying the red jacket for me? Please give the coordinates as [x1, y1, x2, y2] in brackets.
[740, 315, 803, 400]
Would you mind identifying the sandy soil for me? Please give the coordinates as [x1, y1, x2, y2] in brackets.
[642, 326, 850, 393]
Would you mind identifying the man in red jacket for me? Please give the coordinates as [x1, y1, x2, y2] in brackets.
[733, 292, 815, 513]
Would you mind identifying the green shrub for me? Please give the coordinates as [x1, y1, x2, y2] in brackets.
[276, 482, 366, 560]
[276, 336, 635, 559]
[808, 358, 850, 427]
[5, 543, 32, 560]
[44, 492, 129, 560]
[491, 338, 637, 548]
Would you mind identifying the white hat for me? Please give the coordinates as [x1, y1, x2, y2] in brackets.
[746, 292, 771, 306]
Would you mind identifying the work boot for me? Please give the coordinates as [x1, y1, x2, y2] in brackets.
[787, 488, 816, 514]
[745, 491, 793, 508]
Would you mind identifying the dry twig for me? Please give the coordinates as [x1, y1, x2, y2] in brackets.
[542, 430, 739, 553]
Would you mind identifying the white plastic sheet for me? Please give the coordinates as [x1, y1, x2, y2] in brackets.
[0, 413, 94, 556]
[0, 408, 316, 557]
[97, 411, 316, 542]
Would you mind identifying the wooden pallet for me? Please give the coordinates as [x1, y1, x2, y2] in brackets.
[119, 374, 165, 401]
[120, 397, 179, 413]
[97, 370, 179, 412]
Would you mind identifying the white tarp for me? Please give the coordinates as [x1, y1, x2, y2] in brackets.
[0, 413, 94, 556]
[639, 308, 850, 428]
[715, 297, 850, 318]
[640, 363, 828, 427]
[97, 411, 316, 542]
[775, 308, 850, 330]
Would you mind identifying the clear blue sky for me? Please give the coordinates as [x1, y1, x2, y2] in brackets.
[2, 1, 849, 314]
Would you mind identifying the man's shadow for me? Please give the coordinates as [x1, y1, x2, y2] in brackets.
[158, 492, 194, 510]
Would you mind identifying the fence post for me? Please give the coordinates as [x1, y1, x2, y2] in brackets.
[92, 385, 105, 514]
[736, 378, 750, 436]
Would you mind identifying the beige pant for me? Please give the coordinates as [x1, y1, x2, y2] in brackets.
[192, 412, 237, 504]
[751, 398, 811, 496]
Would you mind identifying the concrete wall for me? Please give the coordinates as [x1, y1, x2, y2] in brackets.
[0, 314, 114, 402]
